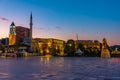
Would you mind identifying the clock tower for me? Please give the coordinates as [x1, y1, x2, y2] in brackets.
[9, 22, 16, 45]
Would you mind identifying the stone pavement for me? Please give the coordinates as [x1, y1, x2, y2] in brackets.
[0, 57, 120, 80]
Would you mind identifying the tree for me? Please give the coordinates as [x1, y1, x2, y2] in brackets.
[49, 46, 57, 56]
[77, 43, 84, 51]
[64, 39, 75, 56]
[0, 45, 4, 53]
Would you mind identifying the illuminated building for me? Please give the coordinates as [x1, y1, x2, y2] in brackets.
[9, 22, 30, 45]
[7, 22, 30, 53]
[32, 38, 65, 56]
[111, 45, 120, 54]
[9, 22, 16, 45]
[75, 40, 101, 56]
[75, 34, 101, 53]
[76, 40, 101, 51]
[6, 14, 32, 53]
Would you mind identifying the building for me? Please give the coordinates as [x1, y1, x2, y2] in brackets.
[0, 38, 8, 53]
[76, 40, 101, 56]
[16, 26, 30, 44]
[9, 22, 16, 45]
[32, 38, 65, 56]
[7, 14, 31, 53]
[9, 22, 30, 46]
[76, 40, 101, 50]
[0, 38, 9, 46]
[110, 45, 120, 54]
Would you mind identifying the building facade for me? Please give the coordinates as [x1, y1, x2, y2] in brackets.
[16, 26, 30, 44]
[76, 40, 101, 50]
[0, 38, 9, 46]
[32, 38, 65, 56]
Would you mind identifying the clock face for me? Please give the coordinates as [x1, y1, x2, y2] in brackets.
[13, 28, 16, 34]
[10, 28, 12, 34]
[10, 27, 16, 34]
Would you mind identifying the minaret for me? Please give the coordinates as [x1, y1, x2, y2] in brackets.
[9, 22, 16, 45]
[30, 13, 33, 51]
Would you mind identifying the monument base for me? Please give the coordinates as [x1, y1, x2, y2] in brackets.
[101, 49, 111, 58]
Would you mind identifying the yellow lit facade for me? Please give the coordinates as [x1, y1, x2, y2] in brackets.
[32, 38, 65, 56]
[76, 40, 101, 51]
[9, 34, 16, 45]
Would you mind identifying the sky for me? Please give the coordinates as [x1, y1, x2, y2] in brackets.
[0, 0, 120, 46]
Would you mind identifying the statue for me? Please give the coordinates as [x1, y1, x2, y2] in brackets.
[101, 38, 111, 58]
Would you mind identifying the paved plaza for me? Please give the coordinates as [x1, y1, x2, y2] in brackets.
[0, 57, 120, 80]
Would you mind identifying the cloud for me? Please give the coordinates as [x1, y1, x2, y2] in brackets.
[55, 26, 62, 30]
[39, 27, 44, 30]
[35, 27, 44, 30]
[21, 24, 25, 26]
[0, 17, 9, 22]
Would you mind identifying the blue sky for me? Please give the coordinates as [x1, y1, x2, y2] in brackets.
[0, 0, 120, 45]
